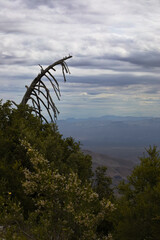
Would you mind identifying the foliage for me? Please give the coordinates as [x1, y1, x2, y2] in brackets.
[0, 100, 92, 180]
[93, 166, 113, 200]
[113, 146, 160, 240]
[0, 100, 92, 216]
[0, 100, 114, 239]
[0, 195, 28, 240]
[0, 140, 114, 240]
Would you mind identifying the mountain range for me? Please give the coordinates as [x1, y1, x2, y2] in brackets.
[57, 115, 160, 184]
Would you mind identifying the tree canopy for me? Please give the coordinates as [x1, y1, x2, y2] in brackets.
[113, 146, 160, 240]
[0, 100, 114, 240]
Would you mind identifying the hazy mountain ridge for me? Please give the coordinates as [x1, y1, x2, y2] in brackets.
[58, 115, 160, 151]
[57, 115, 160, 184]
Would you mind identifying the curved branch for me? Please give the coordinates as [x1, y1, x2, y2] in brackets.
[31, 108, 49, 123]
[30, 94, 54, 122]
[36, 80, 60, 114]
[32, 88, 58, 119]
[48, 70, 60, 89]
[44, 73, 60, 100]
[20, 55, 72, 122]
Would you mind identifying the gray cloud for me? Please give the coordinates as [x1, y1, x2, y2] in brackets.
[68, 74, 160, 87]
[71, 45, 160, 72]
[23, 0, 85, 10]
[0, 0, 160, 118]
[114, 51, 160, 68]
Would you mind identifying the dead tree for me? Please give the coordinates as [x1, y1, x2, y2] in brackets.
[20, 55, 72, 123]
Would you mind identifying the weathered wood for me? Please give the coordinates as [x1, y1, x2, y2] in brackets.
[20, 55, 72, 122]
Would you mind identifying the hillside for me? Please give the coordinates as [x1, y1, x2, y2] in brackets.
[83, 149, 135, 186]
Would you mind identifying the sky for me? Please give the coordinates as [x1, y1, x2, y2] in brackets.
[0, 0, 160, 119]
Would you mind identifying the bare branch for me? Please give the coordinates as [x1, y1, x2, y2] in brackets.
[44, 73, 60, 100]
[20, 56, 72, 122]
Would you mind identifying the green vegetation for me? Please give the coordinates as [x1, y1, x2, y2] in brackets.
[0, 100, 113, 239]
[0, 99, 160, 240]
[113, 146, 160, 240]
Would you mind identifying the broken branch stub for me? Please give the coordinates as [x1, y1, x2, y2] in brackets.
[20, 56, 72, 123]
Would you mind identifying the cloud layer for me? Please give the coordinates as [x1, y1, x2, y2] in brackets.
[0, 0, 160, 119]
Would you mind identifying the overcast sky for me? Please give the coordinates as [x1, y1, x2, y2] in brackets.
[0, 0, 160, 119]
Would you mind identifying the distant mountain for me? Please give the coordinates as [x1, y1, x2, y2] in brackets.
[57, 115, 160, 160]
[57, 115, 160, 184]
